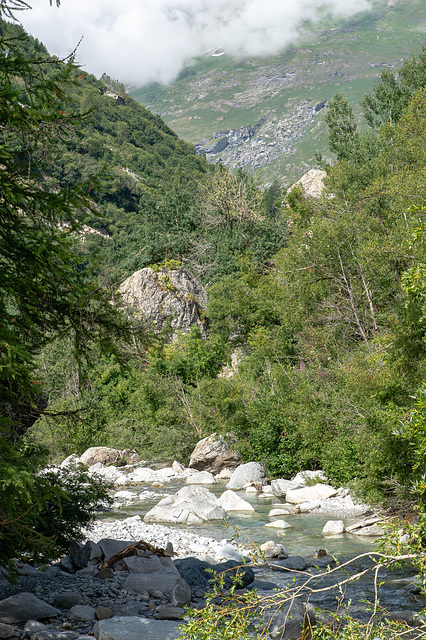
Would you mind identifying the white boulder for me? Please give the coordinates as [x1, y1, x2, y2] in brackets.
[226, 462, 267, 490]
[218, 490, 255, 512]
[144, 485, 226, 525]
[286, 484, 338, 504]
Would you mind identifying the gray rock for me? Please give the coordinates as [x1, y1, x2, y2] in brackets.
[0, 593, 60, 624]
[144, 485, 226, 525]
[322, 520, 345, 536]
[59, 556, 75, 574]
[93, 616, 181, 640]
[0, 622, 15, 639]
[287, 170, 327, 200]
[123, 574, 191, 605]
[66, 605, 95, 621]
[268, 556, 310, 572]
[95, 607, 113, 621]
[186, 471, 216, 484]
[70, 540, 102, 569]
[52, 592, 82, 610]
[188, 433, 241, 473]
[123, 555, 178, 575]
[286, 484, 338, 504]
[80, 447, 139, 466]
[174, 558, 254, 591]
[154, 605, 185, 620]
[226, 462, 267, 490]
[30, 632, 78, 640]
[346, 515, 385, 537]
[271, 479, 303, 498]
[97, 539, 135, 561]
[260, 541, 289, 559]
[218, 490, 254, 512]
[118, 267, 208, 337]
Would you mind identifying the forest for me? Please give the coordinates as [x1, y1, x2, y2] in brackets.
[2, 0, 426, 584]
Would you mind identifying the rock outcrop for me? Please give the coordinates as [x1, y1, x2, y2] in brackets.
[118, 267, 208, 336]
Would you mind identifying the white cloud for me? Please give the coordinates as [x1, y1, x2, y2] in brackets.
[18, 0, 373, 86]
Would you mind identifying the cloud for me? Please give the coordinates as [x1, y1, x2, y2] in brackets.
[19, 0, 374, 86]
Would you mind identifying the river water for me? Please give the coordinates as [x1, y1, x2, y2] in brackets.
[98, 479, 426, 620]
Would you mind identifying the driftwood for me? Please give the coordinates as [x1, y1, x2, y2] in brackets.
[98, 539, 175, 570]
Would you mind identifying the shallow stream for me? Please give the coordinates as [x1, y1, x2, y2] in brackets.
[95, 479, 426, 619]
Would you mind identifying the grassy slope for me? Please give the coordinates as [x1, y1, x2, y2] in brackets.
[130, 0, 426, 184]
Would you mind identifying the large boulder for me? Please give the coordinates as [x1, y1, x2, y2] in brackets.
[189, 433, 241, 473]
[287, 169, 327, 199]
[143, 485, 226, 525]
[271, 478, 303, 498]
[226, 462, 267, 490]
[174, 558, 254, 591]
[0, 593, 60, 624]
[118, 267, 208, 336]
[80, 447, 139, 466]
[285, 483, 338, 504]
[218, 489, 254, 512]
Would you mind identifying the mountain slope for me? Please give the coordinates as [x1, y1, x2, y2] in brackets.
[131, 0, 426, 185]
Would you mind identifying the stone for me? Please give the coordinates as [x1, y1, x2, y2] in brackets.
[95, 607, 113, 621]
[80, 447, 138, 467]
[322, 520, 345, 535]
[0, 622, 14, 639]
[291, 470, 328, 485]
[260, 541, 289, 559]
[154, 605, 185, 620]
[118, 267, 208, 336]
[69, 540, 102, 569]
[189, 433, 241, 473]
[268, 508, 290, 517]
[97, 539, 136, 561]
[171, 461, 185, 473]
[288, 169, 327, 199]
[345, 515, 384, 537]
[270, 478, 303, 498]
[87, 463, 124, 483]
[93, 616, 181, 640]
[264, 519, 293, 529]
[123, 574, 191, 605]
[123, 555, 178, 575]
[59, 556, 75, 574]
[144, 485, 226, 524]
[31, 631, 79, 640]
[218, 489, 255, 512]
[226, 462, 267, 490]
[66, 605, 95, 621]
[175, 558, 254, 591]
[127, 466, 157, 482]
[60, 454, 81, 468]
[52, 592, 82, 610]
[185, 471, 216, 484]
[285, 484, 338, 504]
[215, 543, 244, 563]
[0, 593, 60, 624]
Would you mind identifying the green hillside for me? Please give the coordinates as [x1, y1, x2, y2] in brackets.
[131, 0, 426, 184]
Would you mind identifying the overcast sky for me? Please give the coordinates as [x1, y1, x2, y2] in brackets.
[17, 0, 373, 87]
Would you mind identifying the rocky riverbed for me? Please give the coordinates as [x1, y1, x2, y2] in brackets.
[1, 445, 426, 639]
